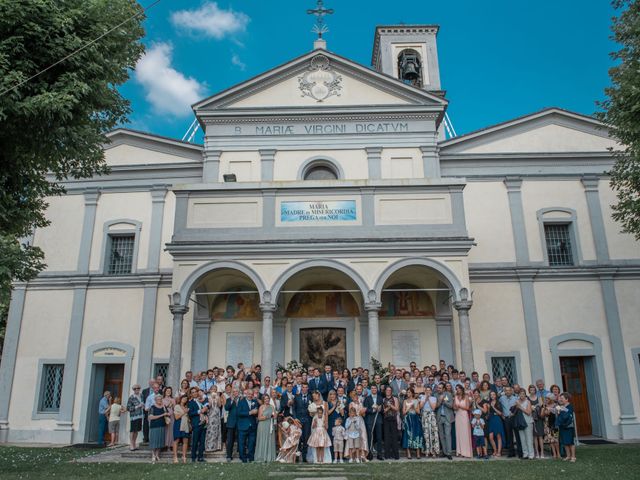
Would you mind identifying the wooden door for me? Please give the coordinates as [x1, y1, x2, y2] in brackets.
[560, 357, 591, 436]
[300, 328, 347, 371]
[102, 364, 124, 442]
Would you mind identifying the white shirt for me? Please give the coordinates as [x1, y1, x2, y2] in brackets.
[145, 392, 158, 410]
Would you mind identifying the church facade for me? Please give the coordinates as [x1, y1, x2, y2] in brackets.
[0, 25, 639, 444]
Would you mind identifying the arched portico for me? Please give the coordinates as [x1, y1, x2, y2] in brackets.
[168, 261, 269, 391]
[372, 258, 473, 373]
[270, 259, 370, 372]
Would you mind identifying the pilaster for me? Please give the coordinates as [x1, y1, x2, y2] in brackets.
[581, 175, 610, 264]
[259, 149, 276, 181]
[365, 147, 382, 180]
[504, 177, 530, 265]
[420, 144, 441, 178]
[0, 284, 27, 441]
[147, 185, 168, 272]
[202, 149, 221, 183]
[76, 189, 100, 274]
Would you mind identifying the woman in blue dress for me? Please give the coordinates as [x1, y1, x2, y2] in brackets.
[556, 392, 576, 462]
[401, 388, 424, 459]
[327, 390, 340, 460]
[486, 390, 505, 457]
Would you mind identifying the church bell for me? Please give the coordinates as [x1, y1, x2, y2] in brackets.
[398, 50, 422, 85]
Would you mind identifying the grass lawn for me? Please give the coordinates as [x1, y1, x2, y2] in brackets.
[0, 444, 638, 479]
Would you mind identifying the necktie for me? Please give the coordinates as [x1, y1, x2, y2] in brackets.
[303, 395, 307, 403]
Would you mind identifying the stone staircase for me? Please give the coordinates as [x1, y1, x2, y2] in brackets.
[120, 446, 228, 461]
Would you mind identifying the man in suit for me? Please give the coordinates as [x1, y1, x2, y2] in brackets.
[308, 368, 324, 397]
[435, 382, 453, 460]
[364, 385, 384, 460]
[389, 370, 408, 397]
[320, 364, 333, 400]
[293, 383, 312, 461]
[188, 387, 209, 462]
[224, 387, 240, 462]
[237, 388, 259, 463]
[280, 383, 295, 418]
[140, 379, 157, 444]
[335, 386, 348, 421]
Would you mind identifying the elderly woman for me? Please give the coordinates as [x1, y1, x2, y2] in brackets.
[148, 394, 168, 463]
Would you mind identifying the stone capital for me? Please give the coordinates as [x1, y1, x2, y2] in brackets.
[364, 301, 382, 312]
[581, 175, 600, 192]
[169, 304, 189, 316]
[504, 176, 523, 192]
[259, 302, 278, 314]
[453, 300, 473, 312]
[83, 188, 101, 206]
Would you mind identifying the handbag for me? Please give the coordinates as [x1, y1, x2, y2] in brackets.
[513, 409, 527, 430]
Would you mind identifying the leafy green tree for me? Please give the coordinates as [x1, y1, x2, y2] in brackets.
[599, 0, 640, 240]
[0, 0, 145, 356]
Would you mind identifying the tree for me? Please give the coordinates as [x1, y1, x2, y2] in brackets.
[0, 0, 145, 356]
[599, 0, 640, 240]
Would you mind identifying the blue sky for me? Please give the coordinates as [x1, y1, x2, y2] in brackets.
[121, 0, 618, 141]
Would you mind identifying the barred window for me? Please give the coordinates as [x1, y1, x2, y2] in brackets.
[154, 363, 168, 382]
[544, 223, 574, 266]
[491, 356, 517, 385]
[107, 234, 135, 275]
[39, 364, 64, 412]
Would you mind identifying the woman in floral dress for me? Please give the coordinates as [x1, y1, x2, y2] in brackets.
[205, 385, 222, 451]
[419, 386, 440, 457]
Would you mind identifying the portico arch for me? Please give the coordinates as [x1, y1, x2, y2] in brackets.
[372, 257, 471, 372]
[168, 261, 269, 391]
[373, 257, 464, 302]
[178, 260, 268, 304]
[271, 259, 370, 300]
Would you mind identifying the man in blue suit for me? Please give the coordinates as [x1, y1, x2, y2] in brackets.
[308, 368, 323, 397]
[363, 385, 384, 460]
[319, 364, 333, 400]
[188, 387, 209, 462]
[237, 388, 259, 463]
[224, 387, 240, 462]
[293, 383, 312, 461]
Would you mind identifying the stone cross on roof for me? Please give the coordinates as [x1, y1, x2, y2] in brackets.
[307, 0, 334, 39]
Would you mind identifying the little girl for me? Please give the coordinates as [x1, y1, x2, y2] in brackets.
[345, 406, 363, 463]
[307, 406, 332, 463]
[332, 416, 346, 464]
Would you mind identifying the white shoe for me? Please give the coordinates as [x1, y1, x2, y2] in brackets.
[349, 458, 353, 463]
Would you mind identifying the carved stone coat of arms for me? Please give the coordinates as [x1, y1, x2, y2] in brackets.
[298, 54, 342, 102]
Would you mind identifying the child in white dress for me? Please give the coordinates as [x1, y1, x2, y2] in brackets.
[332, 417, 346, 463]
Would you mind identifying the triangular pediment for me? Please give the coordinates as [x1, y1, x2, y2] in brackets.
[194, 49, 447, 111]
[440, 108, 619, 154]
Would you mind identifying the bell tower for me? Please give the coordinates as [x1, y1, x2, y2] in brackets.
[372, 25, 442, 93]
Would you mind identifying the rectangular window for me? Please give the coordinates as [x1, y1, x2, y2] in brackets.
[107, 234, 135, 275]
[491, 356, 517, 385]
[39, 364, 64, 412]
[544, 223, 574, 266]
[153, 363, 168, 382]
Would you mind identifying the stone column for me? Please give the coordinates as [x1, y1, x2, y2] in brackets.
[168, 297, 189, 391]
[365, 301, 381, 362]
[260, 302, 277, 380]
[453, 290, 474, 374]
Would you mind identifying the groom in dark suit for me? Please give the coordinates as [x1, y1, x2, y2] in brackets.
[293, 383, 312, 461]
[364, 385, 384, 460]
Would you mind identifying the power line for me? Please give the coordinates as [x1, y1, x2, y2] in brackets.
[0, 0, 162, 97]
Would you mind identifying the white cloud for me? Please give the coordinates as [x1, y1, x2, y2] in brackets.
[171, 2, 250, 39]
[231, 53, 246, 71]
[135, 43, 206, 117]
